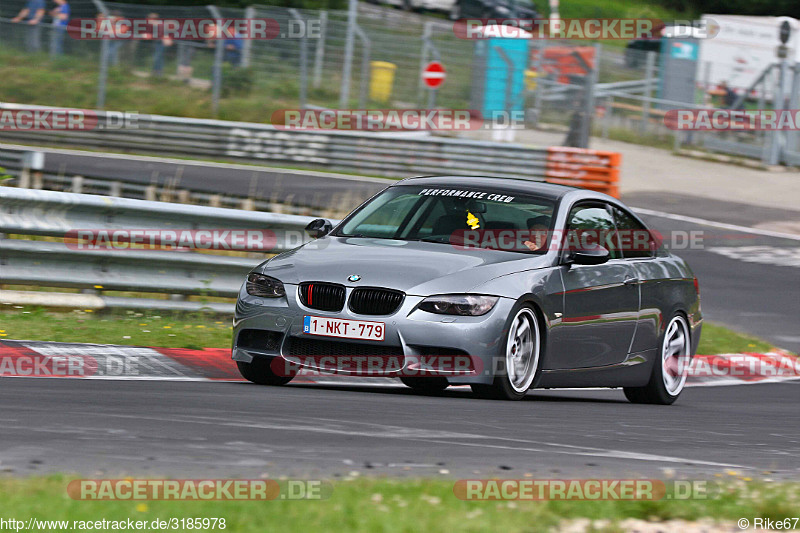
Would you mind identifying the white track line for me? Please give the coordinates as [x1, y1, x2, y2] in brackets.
[632, 206, 800, 241]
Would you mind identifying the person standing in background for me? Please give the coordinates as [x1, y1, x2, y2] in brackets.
[144, 13, 173, 76]
[49, 0, 70, 57]
[11, 0, 46, 52]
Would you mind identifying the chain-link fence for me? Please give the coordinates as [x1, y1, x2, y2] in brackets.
[4, 1, 787, 157]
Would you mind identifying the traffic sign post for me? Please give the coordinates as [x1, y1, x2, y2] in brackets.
[422, 61, 446, 108]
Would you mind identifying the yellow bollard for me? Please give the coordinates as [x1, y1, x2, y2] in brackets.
[369, 61, 397, 103]
[524, 69, 538, 91]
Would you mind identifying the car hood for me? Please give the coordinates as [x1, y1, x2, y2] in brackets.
[257, 236, 551, 295]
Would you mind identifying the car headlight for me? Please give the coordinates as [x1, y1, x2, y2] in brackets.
[418, 295, 499, 316]
[246, 273, 286, 298]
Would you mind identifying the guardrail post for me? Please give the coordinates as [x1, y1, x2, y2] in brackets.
[109, 181, 122, 197]
[312, 10, 327, 89]
[72, 176, 84, 194]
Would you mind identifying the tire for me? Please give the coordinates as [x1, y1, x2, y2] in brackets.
[236, 357, 295, 386]
[400, 376, 449, 394]
[471, 305, 541, 400]
[624, 314, 691, 405]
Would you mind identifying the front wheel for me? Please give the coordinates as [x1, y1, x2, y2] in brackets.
[624, 314, 691, 404]
[472, 306, 541, 400]
[237, 357, 295, 386]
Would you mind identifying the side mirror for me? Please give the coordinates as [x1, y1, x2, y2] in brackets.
[305, 218, 333, 239]
[571, 245, 610, 266]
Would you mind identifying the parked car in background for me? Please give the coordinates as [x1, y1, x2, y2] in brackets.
[450, 0, 538, 21]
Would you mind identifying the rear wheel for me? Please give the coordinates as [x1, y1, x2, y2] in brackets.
[236, 357, 295, 386]
[401, 376, 449, 394]
[624, 314, 691, 404]
[472, 306, 540, 400]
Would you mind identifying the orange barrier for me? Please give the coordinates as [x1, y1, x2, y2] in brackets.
[544, 147, 621, 198]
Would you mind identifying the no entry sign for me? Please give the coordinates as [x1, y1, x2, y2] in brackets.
[422, 61, 446, 89]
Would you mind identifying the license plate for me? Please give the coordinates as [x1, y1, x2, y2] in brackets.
[303, 315, 385, 341]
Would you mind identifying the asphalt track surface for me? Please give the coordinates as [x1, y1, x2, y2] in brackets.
[2, 149, 799, 479]
[1, 378, 798, 479]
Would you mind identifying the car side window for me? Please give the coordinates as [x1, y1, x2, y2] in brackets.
[611, 206, 656, 259]
[565, 204, 622, 260]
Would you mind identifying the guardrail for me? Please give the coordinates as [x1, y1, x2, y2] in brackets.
[0, 104, 622, 198]
[0, 187, 324, 312]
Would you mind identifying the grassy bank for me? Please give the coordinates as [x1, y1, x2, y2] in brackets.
[0, 306, 783, 355]
[0, 475, 796, 533]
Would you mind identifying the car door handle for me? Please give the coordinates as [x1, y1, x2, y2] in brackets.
[623, 277, 639, 285]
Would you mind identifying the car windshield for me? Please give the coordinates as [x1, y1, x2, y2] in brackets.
[336, 184, 556, 254]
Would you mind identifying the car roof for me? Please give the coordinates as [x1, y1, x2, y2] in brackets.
[394, 175, 589, 201]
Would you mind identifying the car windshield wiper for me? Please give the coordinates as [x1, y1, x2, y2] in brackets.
[416, 236, 453, 244]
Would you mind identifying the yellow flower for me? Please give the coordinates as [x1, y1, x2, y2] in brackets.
[196, 325, 205, 328]
[0, 333, 7, 337]
[163, 326, 171, 329]
[94, 285, 104, 289]
[139, 323, 147, 326]
[135, 503, 148, 513]
[84, 309, 94, 313]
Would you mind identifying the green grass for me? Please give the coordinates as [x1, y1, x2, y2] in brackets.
[697, 322, 775, 355]
[0, 306, 786, 355]
[0, 475, 798, 532]
[0, 307, 232, 350]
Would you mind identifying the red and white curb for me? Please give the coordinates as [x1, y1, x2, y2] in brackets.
[0, 340, 798, 387]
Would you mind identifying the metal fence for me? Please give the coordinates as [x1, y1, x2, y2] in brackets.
[0, 186, 325, 312]
[0, 104, 621, 196]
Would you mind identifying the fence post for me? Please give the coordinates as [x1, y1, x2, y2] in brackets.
[418, 21, 433, 102]
[289, 9, 308, 110]
[92, 0, 110, 108]
[242, 6, 255, 68]
[312, 10, 327, 89]
[641, 51, 656, 133]
[339, 0, 358, 108]
[353, 24, 370, 109]
[207, 5, 224, 117]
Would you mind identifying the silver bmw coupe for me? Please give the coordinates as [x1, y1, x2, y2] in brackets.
[232, 176, 702, 403]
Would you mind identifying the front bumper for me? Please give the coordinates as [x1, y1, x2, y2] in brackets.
[232, 282, 515, 385]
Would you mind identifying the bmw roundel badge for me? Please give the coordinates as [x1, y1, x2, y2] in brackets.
[348, 274, 361, 282]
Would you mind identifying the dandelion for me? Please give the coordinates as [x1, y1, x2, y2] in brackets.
[163, 326, 171, 329]
[196, 325, 205, 329]
[94, 285, 103, 289]
[135, 503, 148, 513]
